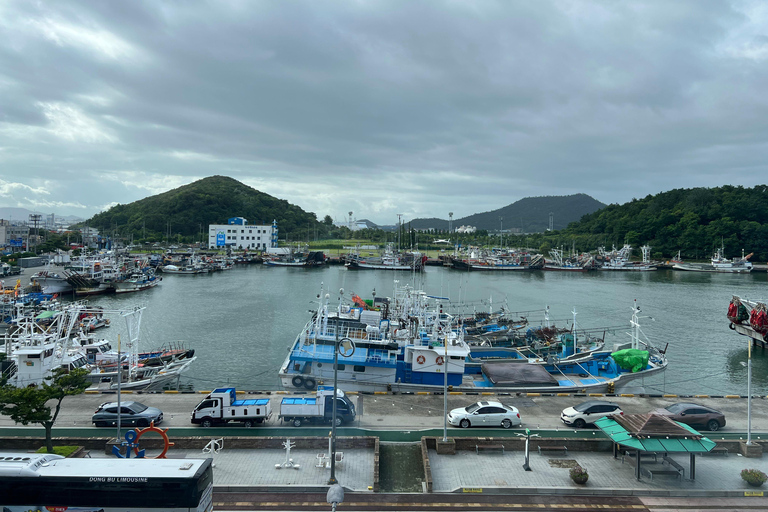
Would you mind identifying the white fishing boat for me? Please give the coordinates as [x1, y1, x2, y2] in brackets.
[598, 244, 656, 271]
[113, 269, 162, 293]
[673, 247, 753, 273]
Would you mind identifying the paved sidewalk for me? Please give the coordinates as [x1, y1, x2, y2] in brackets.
[87, 444, 767, 497]
[428, 449, 765, 495]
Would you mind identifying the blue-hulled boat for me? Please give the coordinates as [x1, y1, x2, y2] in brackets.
[278, 286, 668, 394]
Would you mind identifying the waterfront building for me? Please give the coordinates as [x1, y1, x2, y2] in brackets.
[208, 217, 278, 250]
[0, 221, 30, 252]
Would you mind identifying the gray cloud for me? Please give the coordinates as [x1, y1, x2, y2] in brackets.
[1, 0, 767, 225]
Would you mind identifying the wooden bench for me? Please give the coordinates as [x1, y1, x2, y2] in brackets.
[703, 446, 728, 457]
[537, 445, 568, 456]
[662, 456, 685, 479]
[476, 444, 504, 454]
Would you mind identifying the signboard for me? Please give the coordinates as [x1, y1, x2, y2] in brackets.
[9, 239, 22, 247]
[216, 231, 226, 247]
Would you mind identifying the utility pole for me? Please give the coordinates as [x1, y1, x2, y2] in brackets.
[397, 214, 403, 252]
[499, 216, 503, 250]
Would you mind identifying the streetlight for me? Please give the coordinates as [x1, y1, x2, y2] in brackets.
[329, 288, 355, 485]
[745, 339, 754, 445]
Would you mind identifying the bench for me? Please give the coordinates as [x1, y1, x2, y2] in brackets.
[476, 444, 504, 454]
[621, 451, 657, 465]
[662, 456, 685, 479]
[703, 446, 728, 457]
[537, 445, 568, 456]
[642, 466, 682, 481]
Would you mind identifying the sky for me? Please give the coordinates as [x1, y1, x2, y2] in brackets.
[1, 1, 768, 226]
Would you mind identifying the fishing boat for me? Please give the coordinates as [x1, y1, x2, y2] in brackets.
[449, 249, 544, 271]
[543, 247, 596, 272]
[345, 244, 427, 271]
[29, 269, 72, 294]
[160, 263, 209, 274]
[264, 247, 326, 267]
[113, 268, 162, 293]
[597, 245, 657, 271]
[674, 247, 753, 273]
[277, 285, 668, 394]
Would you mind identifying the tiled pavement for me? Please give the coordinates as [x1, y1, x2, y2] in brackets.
[89, 446, 765, 495]
[428, 449, 763, 494]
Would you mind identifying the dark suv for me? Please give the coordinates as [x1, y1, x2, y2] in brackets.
[652, 402, 726, 431]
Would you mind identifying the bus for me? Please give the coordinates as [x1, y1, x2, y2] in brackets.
[0, 453, 213, 511]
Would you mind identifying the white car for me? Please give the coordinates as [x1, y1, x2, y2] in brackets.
[447, 401, 522, 429]
[561, 400, 623, 428]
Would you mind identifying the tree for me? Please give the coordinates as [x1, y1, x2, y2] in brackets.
[0, 368, 90, 453]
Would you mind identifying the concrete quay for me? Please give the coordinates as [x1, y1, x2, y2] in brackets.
[1, 391, 767, 505]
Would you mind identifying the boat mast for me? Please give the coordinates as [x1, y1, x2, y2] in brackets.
[631, 300, 640, 350]
[571, 307, 577, 355]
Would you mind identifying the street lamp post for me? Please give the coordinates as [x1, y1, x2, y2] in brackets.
[747, 338, 753, 445]
[328, 326, 340, 485]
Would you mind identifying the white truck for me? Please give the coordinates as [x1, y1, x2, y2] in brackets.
[191, 387, 272, 428]
[278, 386, 356, 427]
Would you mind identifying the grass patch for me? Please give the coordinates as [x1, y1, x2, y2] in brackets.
[36, 445, 81, 457]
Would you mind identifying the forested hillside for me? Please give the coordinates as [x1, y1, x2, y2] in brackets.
[563, 185, 768, 260]
[86, 176, 325, 240]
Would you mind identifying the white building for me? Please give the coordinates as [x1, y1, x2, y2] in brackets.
[456, 225, 476, 234]
[208, 217, 278, 250]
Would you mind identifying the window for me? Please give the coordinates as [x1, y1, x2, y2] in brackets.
[353, 365, 365, 372]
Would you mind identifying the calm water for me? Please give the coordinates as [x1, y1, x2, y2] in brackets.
[88, 265, 768, 396]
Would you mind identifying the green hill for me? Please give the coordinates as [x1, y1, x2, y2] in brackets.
[564, 185, 768, 260]
[85, 175, 323, 241]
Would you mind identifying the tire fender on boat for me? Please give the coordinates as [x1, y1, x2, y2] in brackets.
[291, 375, 305, 388]
[303, 377, 316, 390]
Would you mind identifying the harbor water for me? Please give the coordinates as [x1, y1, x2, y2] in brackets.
[87, 265, 768, 396]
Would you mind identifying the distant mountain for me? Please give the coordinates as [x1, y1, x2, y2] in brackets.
[85, 175, 324, 239]
[409, 194, 606, 232]
[0, 207, 83, 224]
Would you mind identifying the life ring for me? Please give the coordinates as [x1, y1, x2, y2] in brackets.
[133, 422, 174, 459]
[416, 355, 426, 364]
[436, 356, 444, 366]
[291, 375, 305, 388]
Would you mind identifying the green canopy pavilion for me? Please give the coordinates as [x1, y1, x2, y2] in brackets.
[595, 413, 718, 481]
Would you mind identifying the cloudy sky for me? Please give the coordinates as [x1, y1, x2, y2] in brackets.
[1, 1, 767, 225]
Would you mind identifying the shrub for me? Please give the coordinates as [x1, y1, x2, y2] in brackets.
[36, 446, 81, 457]
[741, 469, 767, 486]
[569, 465, 589, 483]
